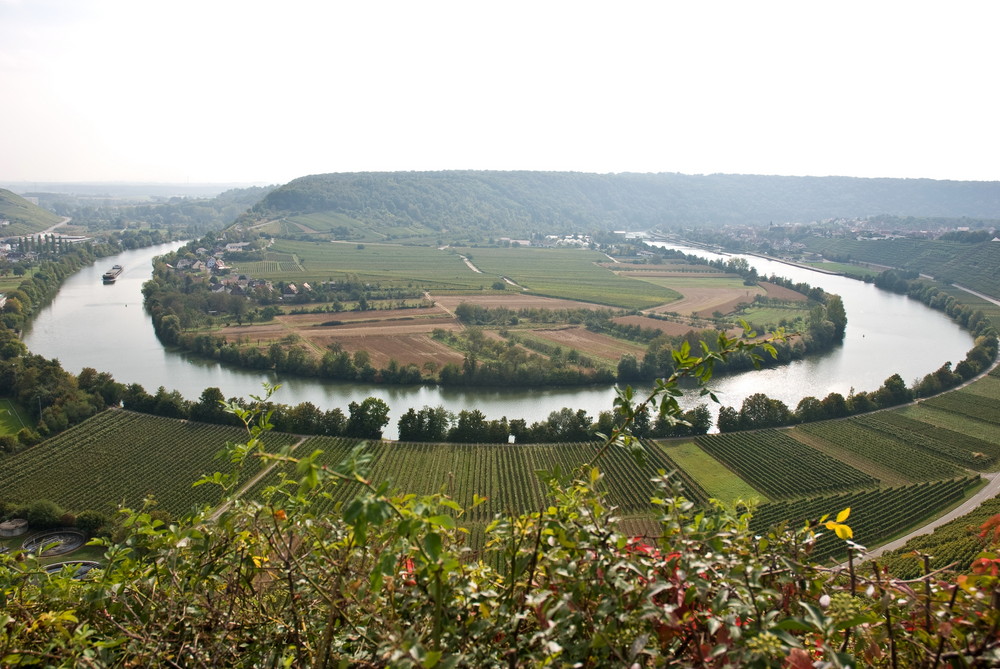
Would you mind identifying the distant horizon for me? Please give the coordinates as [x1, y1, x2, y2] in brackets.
[5, 168, 1000, 192]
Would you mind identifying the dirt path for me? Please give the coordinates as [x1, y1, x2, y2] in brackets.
[209, 436, 308, 521]
[458, 254, 482, 273]
[860, 471, 1000, 561]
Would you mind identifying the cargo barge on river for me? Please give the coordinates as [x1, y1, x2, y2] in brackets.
[102, 265, 124, 283]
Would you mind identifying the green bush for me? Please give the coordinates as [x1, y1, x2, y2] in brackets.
[24, 499, 64, 529]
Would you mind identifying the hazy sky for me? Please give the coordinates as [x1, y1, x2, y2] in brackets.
[2, 0, 998, 184]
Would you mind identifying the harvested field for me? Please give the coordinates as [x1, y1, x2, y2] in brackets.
[518, 327, 647, 362]
[646, 284, 765, 319]
[432, 293, 617, 313]
[612, 315, 709, 337]
[217, 305, 463, 354]
[760, 281, 809, 302]
[310, 333, 465, 369]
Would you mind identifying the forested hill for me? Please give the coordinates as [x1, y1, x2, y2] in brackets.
[0, 188, 62, 235]
[244, 171, 1000, 242]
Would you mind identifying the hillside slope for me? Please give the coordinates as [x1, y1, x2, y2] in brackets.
[241, 171, 1000, 243]
[0, 188, 63, 235]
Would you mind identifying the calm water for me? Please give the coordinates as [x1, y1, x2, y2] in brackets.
[22, 242, 973, 438]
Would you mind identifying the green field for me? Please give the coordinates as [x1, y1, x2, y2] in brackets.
[231, 240, 490, 292]
[801, 261, 880, 278]
[656, 440, 763, 503]
[453, 246, 682, 308]
[733, 305, 809, 328]
[0, 398, 28, 435]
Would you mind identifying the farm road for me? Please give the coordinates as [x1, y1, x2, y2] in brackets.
[209, 435, 309, 522]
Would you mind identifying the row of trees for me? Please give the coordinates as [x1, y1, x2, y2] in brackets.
[717, 334, 998, 431]
[397, 404, 713, 443]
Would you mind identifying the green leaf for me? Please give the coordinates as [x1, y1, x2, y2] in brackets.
[423, 532, 442, 561]
[427, 515, 456, 530]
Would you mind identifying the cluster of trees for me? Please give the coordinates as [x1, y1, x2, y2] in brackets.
[877, 269, 998, 336]
[0, 498, 112, 537]
[616, 295, 846, 383]
[717, 334, 997, 431]
[398, 404, 712, 443]
[119, 384, 392, 439]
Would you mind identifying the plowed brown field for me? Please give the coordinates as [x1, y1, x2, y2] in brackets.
[521, 327, 647, 362]
[647, 285, 765, 319]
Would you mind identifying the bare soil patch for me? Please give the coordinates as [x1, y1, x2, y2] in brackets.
[310, 333, 466, 369]
[647, 285, 765, 319]
[521, 327, 646, 362]
[612, 315, 708, 337]
[760, 282, 809, 302]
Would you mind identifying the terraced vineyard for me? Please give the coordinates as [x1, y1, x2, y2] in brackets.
[0, 410, 299, 516]
[694, 430, 877, 498]
[796, 420, 965, 482]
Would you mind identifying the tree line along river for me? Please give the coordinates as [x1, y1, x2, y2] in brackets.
[21, 241, 974, 439]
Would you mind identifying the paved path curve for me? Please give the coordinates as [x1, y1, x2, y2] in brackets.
[861, 471, 1000, 561]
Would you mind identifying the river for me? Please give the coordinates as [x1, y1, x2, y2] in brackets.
[21, 242, 974, 438]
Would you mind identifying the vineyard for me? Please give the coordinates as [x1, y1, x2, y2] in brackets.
[851, 412, 1000, 469]
[921, 390, 1000, 426]
[0, 410, 299, 516]
[250, 437, 690, 523]
[693, 430, 877, 498]
[795, 420, 966, 482]
[878, 491, 1000, 579]
[747, 476, 979, 562]
[4, 365, 1000, 565]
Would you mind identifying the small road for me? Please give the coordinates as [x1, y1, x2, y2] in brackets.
[208, 436, 308, 522]
[458, 254, 482, 273]
[952, 283, 1000, 308]
[40, 216, 72, 234]
[861, 471, 1000, 561]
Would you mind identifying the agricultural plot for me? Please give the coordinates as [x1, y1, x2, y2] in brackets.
[251, 437, 689, 523]
[879, 491, 1000, 579]
[694, 430, 877, 499]
[452, 246, 682, 309]
[232, 240, 488, 292]
[956, 374, 1000, 401]
[510, 328, 647, 368]
[639, 276, 765, 319]
[655, 440, 762, 504]
[899, 405, 1000, 445]
[852, 412, 1000, 469]
[921, 391, 1000, 426]
[747, 476, 978, 562]
[0, 410, 299, 517]
[0, 398, 28, 436]
[796, 421, 965, 482]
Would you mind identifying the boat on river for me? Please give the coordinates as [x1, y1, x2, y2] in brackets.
[102, 265, 124, 283]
